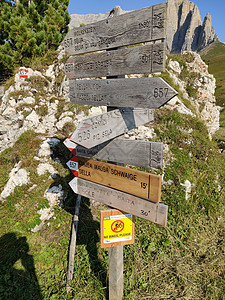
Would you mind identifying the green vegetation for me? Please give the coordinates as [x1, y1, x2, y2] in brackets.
[0, 19, 224, 299]
[36, 105, 48, 117]
[0, 0, 70, 76]
[154, 69, 197, 114]
[0, 106, 224, 299]
[167, 52, 199, 98]
[201, 42, 225, 141]
[201, 42, 225, 108]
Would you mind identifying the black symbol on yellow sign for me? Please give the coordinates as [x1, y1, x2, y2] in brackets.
[111, 220, 124, 233]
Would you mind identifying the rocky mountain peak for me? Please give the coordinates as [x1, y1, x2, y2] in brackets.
[167, 0, 219, 52]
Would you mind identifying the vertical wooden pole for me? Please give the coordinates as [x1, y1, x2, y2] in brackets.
[108, 246, 123, 300]
[106, 10, 124, 300]
[66, 194, 82, 293]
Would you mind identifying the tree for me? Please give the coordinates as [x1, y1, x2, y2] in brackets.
[0, 0, 70, 75]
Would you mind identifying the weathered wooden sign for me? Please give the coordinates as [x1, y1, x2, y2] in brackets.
[64, 43, 165, 79]
[69, 177, 168, 226]
[63, 3, 166, 55]
[101, 210, 135, 248]
[67, 156, 162, 202]
[69, 77, 176, 108]
[69, 108, 153, 148]
[64, 136, 163, 170]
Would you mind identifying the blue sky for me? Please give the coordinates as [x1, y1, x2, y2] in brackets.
[68, 0, 225, 43]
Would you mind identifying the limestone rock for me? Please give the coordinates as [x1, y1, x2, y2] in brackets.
[168, 51, 220, 138]
[168, 60, 182, 74]
[24, 110, 40, 128]
[31, 184, 65, 232]
[69, 6, 127, 29]
[165, 96, 194, 116]
[44, 184, 64, 206]
[0, 162, 29, 202]
[22, 96, 35, 105]
[37, 163, 56, 176]
[38, 138, 60, 157]
[56, 116, 73, 130]
[166, 0, 219, 53]
[181, 179, 193, 200]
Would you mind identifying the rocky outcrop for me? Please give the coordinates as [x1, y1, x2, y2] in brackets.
[69, 0, 219, 53]
[69, 6, 127, 29]
[167, 0, 218, 53]
[167, 51, 220, 138]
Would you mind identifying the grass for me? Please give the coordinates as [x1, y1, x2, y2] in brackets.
[201, 42, 225, 141]
[167, 52, 199, 99]
[25, 76, 49, 96]
[0, 47, 224, 299]
[0, 106, 224, 299]
[154, 69, 197, 114]
[201, 42, 225, 108]
[36, 105, 48, 117]
[30, 50, 59, 72]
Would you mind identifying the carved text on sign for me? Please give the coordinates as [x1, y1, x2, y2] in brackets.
[69, 108, 154, 148]
[64, 44, 165, 79]
[69, 77, 177, 109]
[69, 177, 168, 226]
[62, 3, 166, 55]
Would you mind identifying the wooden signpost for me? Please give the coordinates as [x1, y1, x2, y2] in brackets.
[63, 3, 166, 55]
[69, 77, 177, 108]
[69, 108, 154, 148]
[68, 156, 162, 203]
[69, 177, 168, 227]
[62, 3, 174, 299]
[64, 136, 163, 170]
[64, 43, 165, 79]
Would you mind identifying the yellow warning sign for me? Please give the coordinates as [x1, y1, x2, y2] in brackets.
[100, 210, 135, 248]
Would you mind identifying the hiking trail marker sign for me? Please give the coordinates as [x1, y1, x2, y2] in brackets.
[65, 44, 165, 79]
[67, 156, 162, 203]
[69, 177, 168, 227]
[64, 135, 163, 170]
[62, 3, 174, 299]
[100, 210, 135, 248]
[63, 3, 166, 55]
[69, 77, 177, 108]
[69, 108, 154, 148]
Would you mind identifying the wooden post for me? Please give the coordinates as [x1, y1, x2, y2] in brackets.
[108, 246, 123, 300]
[106, 8, 125, 300]
[66, 194, 82, 293]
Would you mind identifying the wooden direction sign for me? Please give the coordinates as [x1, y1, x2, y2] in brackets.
[64, 43, 165, 79]
[69, 177, 167, 227]
[63, 3, 166, 55]
[69, 108, 154, 148]
[67, 156, 162, 202]
[69, 77, 177, 108]
[64, 136, 163, 170]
